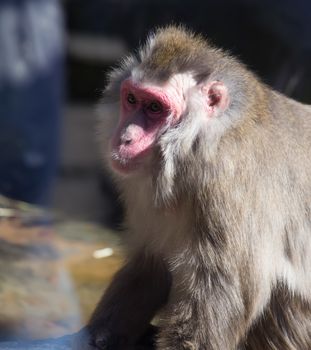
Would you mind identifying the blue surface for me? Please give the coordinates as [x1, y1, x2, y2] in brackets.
[0, 0, 64, 205]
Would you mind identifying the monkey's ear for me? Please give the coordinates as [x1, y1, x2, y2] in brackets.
[201, 81, 229, 116]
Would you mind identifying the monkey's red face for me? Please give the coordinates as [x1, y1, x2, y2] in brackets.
[110, 75, 229, 174]
[110, 78, 186, 173]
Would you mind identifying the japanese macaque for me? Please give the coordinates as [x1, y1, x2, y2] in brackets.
[87, 26, 311, 349]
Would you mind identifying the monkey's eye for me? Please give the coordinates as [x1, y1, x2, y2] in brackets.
[147, 101, 163, 114]
[127, 93, 136, 104]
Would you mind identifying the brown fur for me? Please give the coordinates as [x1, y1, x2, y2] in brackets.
[141, 26, 208, 80]
[84, 26, 311, 350]
[242, 285, 311, 350]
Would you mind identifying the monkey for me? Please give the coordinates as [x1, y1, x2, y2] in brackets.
[84, 26, 311, 350]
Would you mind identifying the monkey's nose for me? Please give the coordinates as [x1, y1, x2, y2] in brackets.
[119, 124, 144, 146]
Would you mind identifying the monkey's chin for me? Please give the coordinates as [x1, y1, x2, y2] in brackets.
[110, 158, 141, 175]
[111, 154, 154, 176]
[110, 146, 153, 175]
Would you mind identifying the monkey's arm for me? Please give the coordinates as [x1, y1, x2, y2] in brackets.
[88, 251, 171, 349]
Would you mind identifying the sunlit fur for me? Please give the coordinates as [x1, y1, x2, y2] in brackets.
[94, 26, 311, 350]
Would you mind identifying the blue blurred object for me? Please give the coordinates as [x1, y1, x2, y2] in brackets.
[0, 0, 64, 205]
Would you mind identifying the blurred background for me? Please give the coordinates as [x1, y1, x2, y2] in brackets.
[0, 0, 310, 342]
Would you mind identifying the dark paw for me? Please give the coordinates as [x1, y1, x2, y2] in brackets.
[94, 325, 158, 350]
[71, 327, 117, 350]
[94, 331, 117, 350]
[73, 324, 158, 350]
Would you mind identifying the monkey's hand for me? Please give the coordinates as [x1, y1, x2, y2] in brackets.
[72, 325, 158, 350]
[71, 326, 122, 350]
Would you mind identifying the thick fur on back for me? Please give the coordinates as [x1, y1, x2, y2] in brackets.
[98, 26, 311, 349]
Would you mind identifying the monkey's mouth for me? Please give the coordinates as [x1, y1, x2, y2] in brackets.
[110, 147, 153, 175]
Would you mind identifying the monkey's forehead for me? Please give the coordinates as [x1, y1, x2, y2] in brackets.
[137, 26, 216, 83]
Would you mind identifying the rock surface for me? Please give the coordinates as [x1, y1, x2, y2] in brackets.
[0, 196, 123, 341]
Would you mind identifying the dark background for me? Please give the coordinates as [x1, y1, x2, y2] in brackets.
[65, 0, 311, 102]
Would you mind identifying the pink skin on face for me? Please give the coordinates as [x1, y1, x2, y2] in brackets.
[110, 78, 186, 173]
